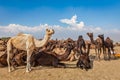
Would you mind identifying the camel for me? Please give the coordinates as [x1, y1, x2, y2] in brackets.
[30, 51, 66, 68]
[7, 28, 54, 72]
[105, 37, 115, 59]
[76, 35, 86, 55]
[87, 33, 102, 60]
[49, 38, 76, 61]
[0, 52, 7, 67]
[12, 51, 26, 67]
[52, 43, 74, 61]
[44, 39, 57, 52]
[76, 43, 91, 71]
[98, 34, 115, 60]
[0, 50, 26, 68]
[0, 38, 9, 51]
[0, 46, 26, 67]
[64, 38, 76, 61]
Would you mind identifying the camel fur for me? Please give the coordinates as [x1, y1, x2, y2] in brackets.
[87, 32, 103, 60]
[7, 28, 54, 72]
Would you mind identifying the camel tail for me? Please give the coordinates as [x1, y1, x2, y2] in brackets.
[7, 39, 13, 72]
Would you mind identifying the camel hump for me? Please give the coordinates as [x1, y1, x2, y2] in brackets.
[17, 32, 24, 36]
[96, 37, 102, 43]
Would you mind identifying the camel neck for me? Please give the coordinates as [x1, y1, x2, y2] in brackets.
[34, 34, 51, 48]
[90, 37, 94, 44]
[87, 44, 91, 55]
[60, 48, 72, 60]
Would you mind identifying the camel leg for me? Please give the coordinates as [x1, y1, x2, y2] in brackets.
[108, 48, 111, 60]
[7, 50, 11, 72]
[97, 49, 99, 60]
[7, 51, 15, 72]
[7, 40, 14, 72]
[95, 47, 100, 60]
[103, 47, 107, 60]
[111, 47, 116, 59]
[26, 49, 33, 72]
[98, 48, 101, 61]
[95, 48, 99, 60]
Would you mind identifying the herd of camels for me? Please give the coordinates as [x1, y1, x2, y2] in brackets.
[0, 28, 116, 72]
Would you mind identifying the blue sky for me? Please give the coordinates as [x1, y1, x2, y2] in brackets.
[0, 0, 120, 41]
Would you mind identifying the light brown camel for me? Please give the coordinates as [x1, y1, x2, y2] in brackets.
[7, 28, 54, 72]
[87, 33, 102, 60]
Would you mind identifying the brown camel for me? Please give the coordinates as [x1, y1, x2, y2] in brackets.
[0, 52, 7, 67]
[76, 35, 86, 55]
[87, 32, 102, 60]
[44, 39, 57, 52]
[64, 38, 76, 61]
[0, 38, 9, 51]
[51, 43, 73, 61]
[7, 28, 54, 72]
[76, 43, 91, 71]
[98, 34, 115, 60]
[12, 51, 26, 67]
[48, 38, 76, 61]
[30, 51, 66, 68]
[0, 46, 26, 67]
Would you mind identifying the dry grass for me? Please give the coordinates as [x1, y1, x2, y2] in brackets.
[0, 46, 120, 80]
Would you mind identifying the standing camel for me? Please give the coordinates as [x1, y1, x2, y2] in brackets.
[87, 33, 102, 60]
[98, 34, 115, 60]
[7, 28, 54, 72]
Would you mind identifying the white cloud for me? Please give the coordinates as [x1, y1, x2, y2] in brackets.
[0, 24, 46, 38]
[0, 15, 119, 42]
[60, 15, 84, 29]
[60, 15, 77, 24]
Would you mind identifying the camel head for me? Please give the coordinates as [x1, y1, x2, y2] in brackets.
[98, 34, 104, 39]
[46, 28, 55, 36]
[87, 32, 93, 38]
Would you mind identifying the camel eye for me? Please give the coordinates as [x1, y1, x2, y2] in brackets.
[46, 28, 49, 32]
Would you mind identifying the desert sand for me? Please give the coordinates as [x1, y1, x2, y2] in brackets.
[0, 46, 120, 80]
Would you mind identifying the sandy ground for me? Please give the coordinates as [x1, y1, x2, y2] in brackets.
[0, 46, 120, 80]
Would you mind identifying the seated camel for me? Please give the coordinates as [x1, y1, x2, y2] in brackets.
[0, 49, 26, 67]
[51, 38, 77, 61]
[52, 43, 74, 61]
[44, 39, 57, 52]
[76, 43, 92, 71]
[30, 51, 66, 68]
[12, 49, 66, 68]
[0, 52, 7, 67]
[12, 51, 26, 67]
